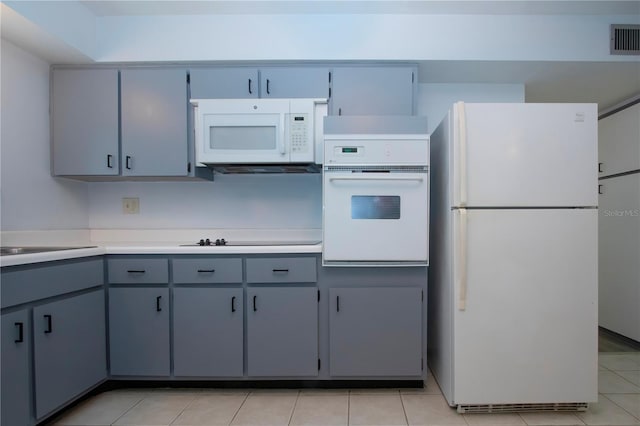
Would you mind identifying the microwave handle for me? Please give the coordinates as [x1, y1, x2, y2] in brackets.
[279, 114, 286, 155]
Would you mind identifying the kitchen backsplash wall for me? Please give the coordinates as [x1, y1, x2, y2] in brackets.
[0, 40, 90, 232]
[87, 174, 322, 229]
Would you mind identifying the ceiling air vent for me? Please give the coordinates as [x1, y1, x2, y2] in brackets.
[610, 24, 640, 55]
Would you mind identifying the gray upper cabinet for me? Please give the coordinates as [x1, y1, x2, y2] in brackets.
[120, 68, 189, 177]
[260, 67, 329, 98]
[247, 287, 318, 377]
[598, 103, 640, 177]
[190, 68, 259, 99]
[330, 66, 416, 116]
[52, 69, 119, 176]
[173, 288, 244, 377]
[33, 290, 107, 420]
[329, 287, 422, 377]
[108, 287, 170, 376]
[1, 309, 31, 426]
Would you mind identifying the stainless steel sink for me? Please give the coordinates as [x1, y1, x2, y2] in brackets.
[0, 246, 97, 256]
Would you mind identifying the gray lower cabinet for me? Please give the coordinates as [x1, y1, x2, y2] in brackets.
[247, 287, 318, 377]
[109, 288, 170, 376]
[33, 290, 107, 419]
[329, 287, 422, 376]
[330, 66, 416, 116]
[173, 288, 244, 377]
[1, 309, 31, 426]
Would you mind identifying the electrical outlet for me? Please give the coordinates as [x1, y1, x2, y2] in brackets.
[122, 197, 140, 214]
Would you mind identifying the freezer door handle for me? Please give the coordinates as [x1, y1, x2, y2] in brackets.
[457, 209, 468, 310]
[456, 102, 468, 207]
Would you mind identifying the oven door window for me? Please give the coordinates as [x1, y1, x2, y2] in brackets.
[351, 196, 400, 219]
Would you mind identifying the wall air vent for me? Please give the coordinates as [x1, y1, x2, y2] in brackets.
[610, 24, 640, 55]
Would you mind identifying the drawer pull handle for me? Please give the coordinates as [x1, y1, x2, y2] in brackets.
[598, 184, 603, 195]
[107, 154, 114, 168]
[272, 269, 289, 273]
[253, 295, 257, 312]
[231, 296, 236, 313]
[156, 296, 162, 312]
[598, 162, 603, 173]
[248, 79, 253, 94]
[337, 296, 340, 312]
[14, 322, 24, 343]
[197, 269, 215, 273]
[127, 270, 146, 274]
[125, 155, 132, 170]
[44, 315, 52, 334]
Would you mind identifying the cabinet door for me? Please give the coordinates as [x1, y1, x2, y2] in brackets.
[598, 103, 640, 176]
[247, 287, 318, 376]
[33, 290, 107, 419]
[52, 69, 119, 176]
[599, 174, 640, 341]
[1, 310, 31, 426]
[121, 68, 189, 176]
[173, 288, 243, 377]
[331, 67, 415, 116]
[108, 288, 170, 376]
[329, 287, 422, 376]
[260, 67, 329, 98]
[190, 68, 259, 99]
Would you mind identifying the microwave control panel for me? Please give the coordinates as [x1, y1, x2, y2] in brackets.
[289, 113, 309, 153]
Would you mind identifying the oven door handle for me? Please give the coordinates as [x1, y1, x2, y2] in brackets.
[328, 176, 424, 182]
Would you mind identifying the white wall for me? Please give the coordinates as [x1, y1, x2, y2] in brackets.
[418, 83, 525, 133]
[0, 40, 89, 231]
[95, 13, 638, 63]
[87, 175, 322, 229]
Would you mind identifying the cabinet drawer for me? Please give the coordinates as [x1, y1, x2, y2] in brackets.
[246, 257, 317, 283]
[1, 258, 104, 308]
[108, 259, 168, 284]
[172, 258, 242, 284]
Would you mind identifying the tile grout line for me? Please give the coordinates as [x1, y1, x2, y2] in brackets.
[227, 391, 250, 426]
[167, 392, 199, 426]
[287, 390, 301, 426]
[599, 393, 640, 422]
[398, 392, 411, 426]
[109, 392, 147, 426]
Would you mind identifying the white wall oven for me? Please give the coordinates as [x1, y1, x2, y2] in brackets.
[322, 117, 429, 266]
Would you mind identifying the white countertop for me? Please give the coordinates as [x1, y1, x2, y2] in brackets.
[0, 228, 323, 267]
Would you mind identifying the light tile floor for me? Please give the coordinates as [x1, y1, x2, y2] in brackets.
[48, 335, 640, 426]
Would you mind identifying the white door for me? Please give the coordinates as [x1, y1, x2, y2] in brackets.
[323, 171, 429, 263]
[451, 208, 598, 405]
[452, 103, 598, 208]
[598, 173, 640, 341]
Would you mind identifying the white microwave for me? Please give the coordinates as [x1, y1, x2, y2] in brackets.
[191, 98, 328, 166]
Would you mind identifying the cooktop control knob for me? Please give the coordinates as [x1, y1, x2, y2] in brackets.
[215, 238, 227, 246]
[205, 238, 211, 246]
[198, 239, 205, 246]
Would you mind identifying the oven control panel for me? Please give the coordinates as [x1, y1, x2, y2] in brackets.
[324, 136, 429, 165]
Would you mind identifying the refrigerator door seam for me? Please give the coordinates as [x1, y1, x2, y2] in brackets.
[456, 101, 468, 208]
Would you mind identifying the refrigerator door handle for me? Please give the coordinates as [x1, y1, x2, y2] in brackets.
[456, 101, 468, 207]
[457, 208, 468, 310]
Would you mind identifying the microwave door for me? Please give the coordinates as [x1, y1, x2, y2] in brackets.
[199, 113, 288, 164]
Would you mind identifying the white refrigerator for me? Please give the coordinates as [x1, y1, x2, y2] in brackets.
[428, 103, 599, 413]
